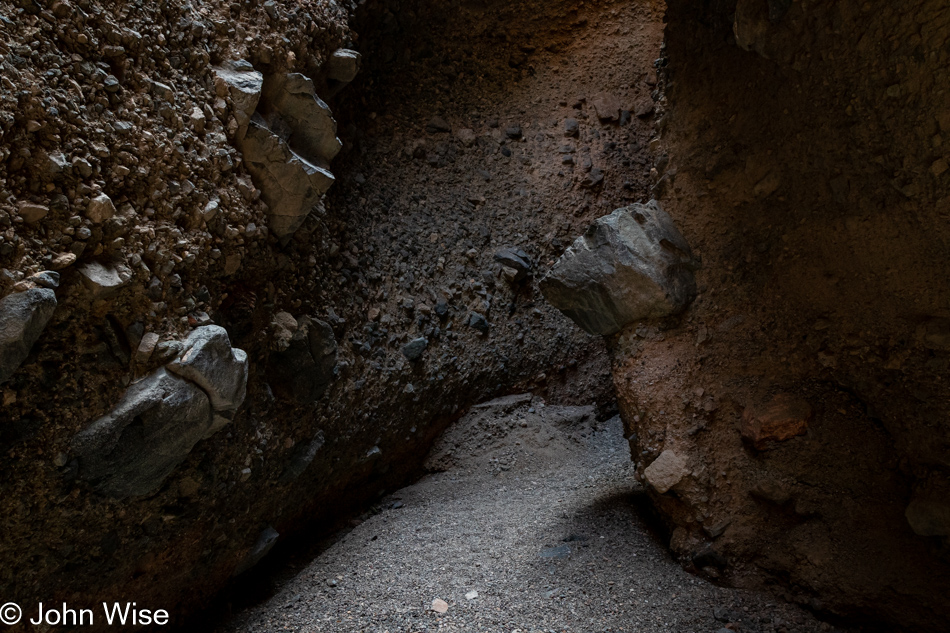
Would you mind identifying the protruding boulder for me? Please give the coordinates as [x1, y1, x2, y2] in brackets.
[268, 317, 337, 404]
[218, 65, 344, 243]
[240, 115, 335, 242]
[326, 48, 362, 84]
[167, 325, 248, 414]
[260, 72, 343, 164]
[540, 200, 699, 336]
[78, 261, 131, 298]
[644, 449, 688, 494]
[0, 288, 57, 383]
[18, 201, 49, 224]
[212, 60, 263, 140]
[71, 368, 214, 499]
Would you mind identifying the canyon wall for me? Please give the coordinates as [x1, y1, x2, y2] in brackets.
[6, 0, 950, 629]
[586, 0, 950, 630]
[0, 0, 629, 625]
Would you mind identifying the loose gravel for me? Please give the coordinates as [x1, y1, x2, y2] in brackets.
[219, 396, 849, 633]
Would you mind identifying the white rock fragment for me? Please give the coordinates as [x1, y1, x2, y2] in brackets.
[86, 193, 116, 224]
[202, 198, 220, 222]
[190, 106, 207, 133]
[643, 449, 689, 494]
[18, 201, 49, 224]
[136, 332, 160, 364]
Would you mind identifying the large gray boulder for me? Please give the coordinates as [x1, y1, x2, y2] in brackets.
[240, 114, 335, 242]
[215, 64, 344, 243]
[540, 200, 699, 336]
[261, 72, 342, 165]
[71, 369, 214, 499]
[0, 288, 57, 383]
[167, 325, 248, 414]
[78, 261, 131, 298]
[73, 326, 248, 499]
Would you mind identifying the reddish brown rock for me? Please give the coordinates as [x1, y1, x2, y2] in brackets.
[741, 394, 812, 450]
[590, 92, 622, 121]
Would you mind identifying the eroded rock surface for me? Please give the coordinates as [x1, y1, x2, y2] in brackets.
[600, 1, 950, 629]
[240, 114, 336, 242]
[71, 368, 215, 499]
[72, 326, 247, 500]
[167, 325, 249, 415]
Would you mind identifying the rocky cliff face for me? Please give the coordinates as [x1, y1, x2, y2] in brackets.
[0, 0, 632, 625]
[540, 0, 950, 630]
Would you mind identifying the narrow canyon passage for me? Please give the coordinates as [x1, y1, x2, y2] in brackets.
[216, 398, 840, 633]
[3, 0, 949, 630]
[206, 3, 844, 631]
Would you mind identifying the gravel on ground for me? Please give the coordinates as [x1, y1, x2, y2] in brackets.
[219, 395, 849, 633]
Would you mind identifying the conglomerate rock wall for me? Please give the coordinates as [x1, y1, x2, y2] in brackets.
[0, 0, 622, 625]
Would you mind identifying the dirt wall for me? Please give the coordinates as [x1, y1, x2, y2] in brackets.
[611, 0, 950, 629]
